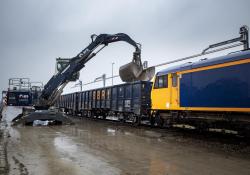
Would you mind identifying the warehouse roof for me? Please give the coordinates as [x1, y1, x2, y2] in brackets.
[157, 49, 250, 76]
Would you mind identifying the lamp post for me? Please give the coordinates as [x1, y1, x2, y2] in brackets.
[94, 74, 106, 87]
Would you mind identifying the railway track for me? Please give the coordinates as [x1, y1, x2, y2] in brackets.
[67, 114, 250, 142]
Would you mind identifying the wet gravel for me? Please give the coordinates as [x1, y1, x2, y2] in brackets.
[2, 106, 250, 175]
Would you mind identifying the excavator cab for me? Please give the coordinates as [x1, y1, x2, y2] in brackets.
[56, 58, 80, 81]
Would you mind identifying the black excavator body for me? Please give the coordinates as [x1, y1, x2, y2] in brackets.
[12, 107, 73, 126]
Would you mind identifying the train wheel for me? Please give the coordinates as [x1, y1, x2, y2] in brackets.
[155, 114, 164, 128]
[133, 116, 141, 126]
[102, 113, 107, 120]
[119, 114, 125, 123]
[87, 111, 92, 118]
[91, 111, 96, 118]
[150, 116, 155, 127]
[83, 111, 86, 117]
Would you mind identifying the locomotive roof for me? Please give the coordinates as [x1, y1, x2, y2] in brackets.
[157, 49, 250, 76]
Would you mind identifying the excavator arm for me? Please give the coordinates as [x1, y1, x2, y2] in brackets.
[36, 33, 142, 110]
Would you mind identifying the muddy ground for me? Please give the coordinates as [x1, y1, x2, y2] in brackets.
[1, 106, 250, 175]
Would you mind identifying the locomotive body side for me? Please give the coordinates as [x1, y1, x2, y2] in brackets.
[151, 50, 250, 130]
[152, 50, 250, 113]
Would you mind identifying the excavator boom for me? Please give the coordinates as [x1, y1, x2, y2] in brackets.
[36, 33, 153, 110]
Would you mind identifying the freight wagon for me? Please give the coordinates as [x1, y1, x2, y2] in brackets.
[56, 81, 152, 123]
[6, 78, 43, 107]
[7, 90, 32, 106]
[6, 87, 43, 106]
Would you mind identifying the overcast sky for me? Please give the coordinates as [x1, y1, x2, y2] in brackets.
[1, 0, 250, 95]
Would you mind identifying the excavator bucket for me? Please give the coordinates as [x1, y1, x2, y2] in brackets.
[119, 62, 155, 82]
[119, 51, 155, 82]
[119, 62, 142, 82]
[136, 66, 155, 81]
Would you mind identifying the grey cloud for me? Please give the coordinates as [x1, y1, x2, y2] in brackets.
[0, 0, 249, 94]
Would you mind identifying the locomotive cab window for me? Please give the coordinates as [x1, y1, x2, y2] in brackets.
[154, 75, 168, 89]
[172, 73, 178, 87]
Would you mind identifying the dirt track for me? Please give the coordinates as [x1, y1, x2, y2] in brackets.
[2, 106, 250, 175]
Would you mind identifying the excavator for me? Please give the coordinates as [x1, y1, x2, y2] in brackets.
[12, 33, 155, 125]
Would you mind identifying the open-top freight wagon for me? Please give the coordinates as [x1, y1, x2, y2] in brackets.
[56, 81, 152, 123]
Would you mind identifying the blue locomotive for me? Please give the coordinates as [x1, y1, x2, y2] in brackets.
[151, 49, 250, 134]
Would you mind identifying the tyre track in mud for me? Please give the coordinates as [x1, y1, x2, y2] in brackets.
[0, 118, 10, 175]
[12, 156, 29, 175]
